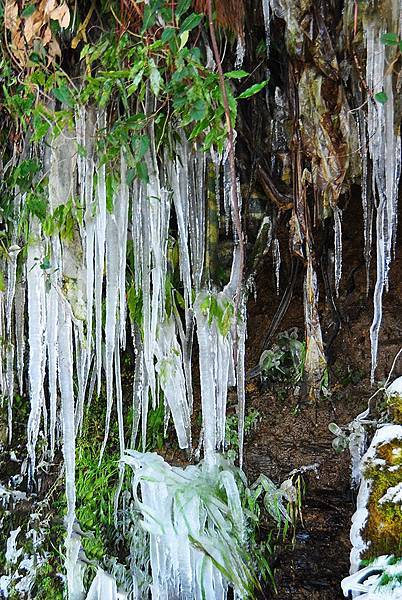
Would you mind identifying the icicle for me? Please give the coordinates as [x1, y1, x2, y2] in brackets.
[86, 568, 126, 599]
[14, 273, 25, 394]
[26, 228, 47, 480]
[195, 290, 235, 460]
[235, 37, 245, 68]
[273, 238, 281, 294]
[332, 204, 342, 297]
[356, 106, 373, 295]
[237, 296, 247, 469]
[189, 149, 206, 291]
[155, 318, 191, 449]
[262, 0, 271, 58]
[222, 155, 232, 234]
[78, 108, 96, 391]
[130, 325, 143, 449]
[170, 140, 195, 411]
[6, 343, 14, 445]
[5, 244, 20, 335]
[47, 238, 61, 460]
[58, 299, 84, 599]
[118, 151, 129, 348]
[365, 14, 402, 380]
[95, 114, 107, 395]
[100, 208, 120, 461]
[5, 244, 20, 443]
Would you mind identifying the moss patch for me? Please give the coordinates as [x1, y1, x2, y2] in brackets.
[362, 437, 402, 559]
[387, 393, 402, 425]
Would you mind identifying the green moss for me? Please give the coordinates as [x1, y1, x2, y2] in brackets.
[387, 393, 402, 424]
[362, 438, 402, 559]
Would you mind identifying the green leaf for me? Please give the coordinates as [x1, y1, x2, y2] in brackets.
[237, 80, 269, 99]
[106, 174, 117, 213]
[374, 91, 388, 104]
[52, 84, 75, 108]
[178, 31, 189, 50]
[149, 60, 162, 97]
[180, 12, 203, 33]
[142, 5, 158, 32]
[76, 143, 88, 158]
[225, 70, 249, 79]
[127, 68, 144, 96]
[399, 40, 402, 52]
[22, 4, 36, 17]
[380, 32, 399, 46]
[32, 118, 50, 143]
[176, 0, 192, 18]
[0, 272, 5, 293]
[136, 161, 149, 183]
[40, 256, 51, 270]
[189, 99, 207, 122]
[161, 27, 176, 43]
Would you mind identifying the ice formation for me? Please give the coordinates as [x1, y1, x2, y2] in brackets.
[346, 424, 402, 574]
[0, 105, 244, 597]
[365, 11, 402, 380]
[86, 569, 127, 600]
[342, 555, 402, 599]
[122, 451, 251, 599]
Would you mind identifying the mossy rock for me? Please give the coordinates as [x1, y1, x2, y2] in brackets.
[361, 427, 402, 560]
[386, 377, 402, 425]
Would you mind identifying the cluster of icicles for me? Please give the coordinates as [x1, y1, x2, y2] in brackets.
[1, 1, 401, 597]
[0, 104, 247, 598]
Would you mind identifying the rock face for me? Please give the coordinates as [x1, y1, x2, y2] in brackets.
[342, 380, 402, 599]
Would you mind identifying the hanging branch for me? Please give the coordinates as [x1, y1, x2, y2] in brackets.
[205, 0, 245, 331]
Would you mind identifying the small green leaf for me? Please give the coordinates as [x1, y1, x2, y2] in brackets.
[178, 31, 189, 50]
[180, 12, 203, 33]
[142, 5, 157, 32]
[32, 118, 50, 143]
[380, 32, 399, 46]
[127, 68, 144, 96]
[176, 0, 192, 18]
[76, 143, 87, 158]
[161, 27, 176, 43]
[0, 272, 5, 293]
[22, 4, 36, 17]
[225, 70, 249, 79]
[189, 99, 207, 122]
[40, 256, 51, 270]
[399, 40, 402, 52]
[149, 60, 162, 97]
[237, 80, 269, 99]
[52, 84, 75, 108]
[374, 91, 388, 104]
[136, 161, 149, 183]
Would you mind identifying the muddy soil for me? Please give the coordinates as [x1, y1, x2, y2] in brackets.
[244, 194, 402, 599]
